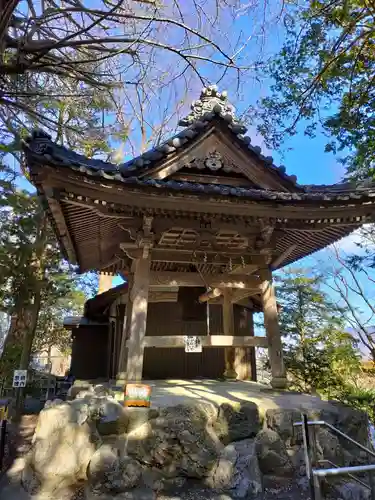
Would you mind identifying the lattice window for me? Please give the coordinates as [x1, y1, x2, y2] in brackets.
[159, 228, 198, 247]
[215, 231, 248, 249]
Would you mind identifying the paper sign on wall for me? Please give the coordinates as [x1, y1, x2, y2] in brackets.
[184, 336, 202, 353]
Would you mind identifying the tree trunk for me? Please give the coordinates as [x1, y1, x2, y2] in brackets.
[19, 289, 42, 370]
[1, 210, 48, 420]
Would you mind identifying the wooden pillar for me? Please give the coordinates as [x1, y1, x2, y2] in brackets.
[234, 308, 256, 381]
[117, 285, 132, 382]
[222, 289, 237, 379]
[98, 273, 113, 294]
[125, 256, 151, 381]
[259, 267, 287, 389]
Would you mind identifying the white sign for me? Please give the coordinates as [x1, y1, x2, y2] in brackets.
[13, 370, 27, 388]
[184, 336, 202, 353]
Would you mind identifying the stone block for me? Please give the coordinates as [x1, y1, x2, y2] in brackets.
[127, 403, 222, 479]
[67, 383, 93, 400]
[332, 481, 371, 500]
[255, 429, 294, 477]
[87, 445, 143, 494]
[265, 409, 302, 447]
[207, 438, 262, 498]
[215, 402, 260, 444]
[29, 402, 99, 490]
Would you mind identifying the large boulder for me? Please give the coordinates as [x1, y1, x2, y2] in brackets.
[87, 445, 143, 495]
[67, 383, 93, 400]
[95, 399, 129, 436]
[207, 438, 262, 498]
[255, 429, 294, 477]
[69, 392, 128, 435]
[25, 401, 99, 492]
[332, 481, 371, 500]
[314, 427, 345, 466]
[215, 402, 260, 444]
[265, 409, 303, 447]
[126, 407, 159, 434]
[333, 404, 371, 450]
[127, 404, 222, 479]
[159, 402, 218, 426]
[265, 406, 370, 466]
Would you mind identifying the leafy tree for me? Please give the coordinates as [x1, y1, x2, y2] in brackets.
[252, 0, 375, 178]
[0, 184, 88, 383]
[275, 269, 361, 394]
[32, 284, 86, 360]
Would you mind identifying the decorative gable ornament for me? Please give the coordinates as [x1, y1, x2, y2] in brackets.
[186, 151, 237, 173]
[204, 151, 223, 171]
[179, 85, 247, 135]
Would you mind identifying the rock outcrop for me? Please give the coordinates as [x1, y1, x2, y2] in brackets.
[22, 399, 100, 494]
[207, 439, 262, 498]
[19, 383, 373, 500]
[126, 403, 222, 479]
[214, 402, 260, 444]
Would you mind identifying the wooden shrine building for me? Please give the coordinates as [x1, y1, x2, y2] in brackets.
[24, 86, 375, 389]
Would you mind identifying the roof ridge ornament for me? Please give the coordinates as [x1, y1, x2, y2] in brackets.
[178, 85, 247, 134]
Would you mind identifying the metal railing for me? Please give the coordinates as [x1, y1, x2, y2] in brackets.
[294, 415, 375, 500]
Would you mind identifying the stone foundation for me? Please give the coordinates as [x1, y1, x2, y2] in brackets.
[16, 384, 373, 499]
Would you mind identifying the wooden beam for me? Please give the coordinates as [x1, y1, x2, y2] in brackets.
[271, 245, 297, 269]
[231, 289, 258, 303]
[135, 335, 268, 349]
[121, 245, 273, 266]
[149, 271, 261, 288]
[199, 288, 222, 303]
[149, 291, 177, 303]
[152, 217, 263, 235]
[45, 190, 77, 264]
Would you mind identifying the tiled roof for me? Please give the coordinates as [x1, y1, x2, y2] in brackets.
[24, 85, 375, 203]
[24, 86, 297, 182]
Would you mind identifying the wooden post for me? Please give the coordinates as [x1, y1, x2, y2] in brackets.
[117, 286, 132, 382]
[125, 256, 151, 382]
[234, 308, 256, 381]
[259, 267, 287, 389]
[222, 289, 237, 379]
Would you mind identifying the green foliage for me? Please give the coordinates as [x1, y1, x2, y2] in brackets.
[33, 285, 86, 356]
[333, 384, 375, 423]
[276, 269, 361, 394]
[0, 169, 94, 381]
[276, 269, 345, 343]
[252, 0, 375, 178]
